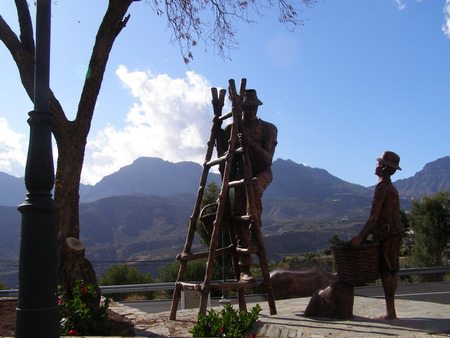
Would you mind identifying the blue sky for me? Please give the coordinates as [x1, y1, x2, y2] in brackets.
[0, 0, 449, 187]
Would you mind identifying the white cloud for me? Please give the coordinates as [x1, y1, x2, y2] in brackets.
[443, 0, 450, 37]
[393, 1, 450, 38]
[393, 0, 406, 10]
[81, 66, 213, 185]
[0, 118, 27, 176]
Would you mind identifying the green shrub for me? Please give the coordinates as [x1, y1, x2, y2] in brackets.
[58, 280, 110, 336]
[189, 303, 261, 338]
[323, 248, 332, 255]
[0, 281, 8, 290]
[98, 264, 154, 300]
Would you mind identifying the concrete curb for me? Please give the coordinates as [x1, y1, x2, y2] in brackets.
[110, 296, 450, 337]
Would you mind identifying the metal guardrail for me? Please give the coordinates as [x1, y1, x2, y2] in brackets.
[1, 266, 449, 297]
[100, 282, 175, 294]
[397, 266, 450, 276]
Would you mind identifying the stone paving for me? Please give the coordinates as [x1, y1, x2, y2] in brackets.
[108, 296, 450, 337]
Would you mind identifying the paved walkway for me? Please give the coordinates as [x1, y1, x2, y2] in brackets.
[109, 296, 450, 337]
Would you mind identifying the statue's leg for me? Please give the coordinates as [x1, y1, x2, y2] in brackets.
[378, 270, 398, 319]
[377, 233, 403, 320]
[233, 186, 253, 281]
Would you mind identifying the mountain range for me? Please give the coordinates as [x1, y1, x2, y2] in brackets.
[0, 156, 448, 286]
[2, 156, 449, 206]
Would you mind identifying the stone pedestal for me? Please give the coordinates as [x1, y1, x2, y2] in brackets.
[304, 281, 354, 320]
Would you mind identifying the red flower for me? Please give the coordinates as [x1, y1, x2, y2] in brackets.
[219, 327, 224, 333]
[58, 297, 63, 305]
[81, 287, 88, 295]
[67, 329, 80, 336]
[247, 335, 255, 338]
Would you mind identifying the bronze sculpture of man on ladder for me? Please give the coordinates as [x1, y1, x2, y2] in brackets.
[169, 79, 278, 319]
[216, 88, 278, 282]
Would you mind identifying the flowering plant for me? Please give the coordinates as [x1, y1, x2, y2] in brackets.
[189, 303, 261, 338]
[58, 280, 110, 336]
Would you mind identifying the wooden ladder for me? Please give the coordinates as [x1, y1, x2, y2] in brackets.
[169, 78, 276, 319]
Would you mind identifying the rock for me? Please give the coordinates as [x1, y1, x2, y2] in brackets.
[304, 281, 354, 320]
[269, 269, 336, 300]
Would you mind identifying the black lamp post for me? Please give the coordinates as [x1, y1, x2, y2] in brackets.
[15, 0, 59, 336]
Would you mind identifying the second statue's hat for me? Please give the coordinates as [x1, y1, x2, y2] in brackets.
[376, 151, 402, 170]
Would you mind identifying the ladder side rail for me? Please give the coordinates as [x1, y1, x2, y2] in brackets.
[235, 78, 277, 315]
[234, 149, 252, 313]
[226, 210, 242, 281]
[169, 88, 225, 320]
[240, 134, 278, 315]
[199, 80, 245, 315]
[256, 243, 277, 314]
[228, 78, 249, 313]
[198, 106, 241, 315]
[241, 150, 277, 315]
[180, 88, 225, 256]
[169, 270, 183, 319]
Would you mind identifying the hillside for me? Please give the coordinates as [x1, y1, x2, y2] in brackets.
[0, 156, 448, 286]
[80, 157, 221, 202]
[0, 173, 26, 207]
[393, 156, 450, 199]
[267, 159, 369, 200]
[79, 194, 195, 262]
[1, 156, 448, 206]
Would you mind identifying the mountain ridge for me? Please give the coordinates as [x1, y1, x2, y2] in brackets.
[1, 156, 448, 206]
[0, 156, 448, 286]
[392, 156, 450, 199]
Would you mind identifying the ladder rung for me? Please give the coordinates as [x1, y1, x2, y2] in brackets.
[228, 179, 245, 187]
[236, 246, 258, 255]
[215, 244, 235, 255]
[176, 245, 235, 261]
[228, 178, 253, 188]
[233, 214, 252, 222]
[205, 155, 227, 167]
[176, 252, 207, 261]
[209, 280, 264, 291]
[177, 282, 202, 291]
[219, 111, 233, 120]
[177, 280, 264, 292]
[203, 149, 242, 169]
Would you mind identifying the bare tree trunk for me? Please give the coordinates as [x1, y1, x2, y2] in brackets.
[1, 0, 136, 299]
[53, 0, 135, 296]
[54, 123, 97, 296]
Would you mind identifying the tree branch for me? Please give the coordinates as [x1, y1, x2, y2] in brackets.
[14, 0, 35, 54]
[0, 7, 67, 138]
[74, 0, 135, 137]
[146, 0, 315, 63]
[0, 14, 34, 101]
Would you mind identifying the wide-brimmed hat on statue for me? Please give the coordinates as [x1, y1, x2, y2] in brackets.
[376, 151, 402, 170]
[242, 89, 263, 106]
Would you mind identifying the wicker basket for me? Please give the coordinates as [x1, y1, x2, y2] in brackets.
[331, 241, 380, 286]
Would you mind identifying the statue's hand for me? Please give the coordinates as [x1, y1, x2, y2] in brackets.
[349, 236, 363, 247]
[238, 132, 251, 147]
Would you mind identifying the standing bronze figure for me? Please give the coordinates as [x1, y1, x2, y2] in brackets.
[350, 151, 404, 319]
